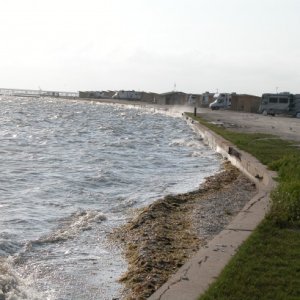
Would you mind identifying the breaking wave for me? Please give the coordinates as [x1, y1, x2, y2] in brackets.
[169, 137, 203, 148]
[0, 96, 220, 299]
[0, 258, 41, 300]
[33, 210, 107, 245]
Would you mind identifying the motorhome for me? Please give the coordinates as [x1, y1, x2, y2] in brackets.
[187, 94, 197, 105]
[209, 93, 232, 110]
[258, 93, 300, 118]
[112, 90, 142, 100]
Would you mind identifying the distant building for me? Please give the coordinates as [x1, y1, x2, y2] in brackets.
[187, 94, 201, 106]
[160, 92, 188, 105]
[79, 91, 102, 99]
[112, 90, 142, 100]
[230, 94, 261, 113]
[41, 91, 60, 97]
[140, 92, 165, 104]
[58, 91, 79, 98]
[0, 88, 78, 98]
[209, 93, 233, 110]
[258, 92, 300, 117]
[199, 92, 215, 107]
[79, 91, 114, 99]
[103, 91, 116, 98]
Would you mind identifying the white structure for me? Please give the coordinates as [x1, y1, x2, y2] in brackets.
[258, 92, 300, 117]
[209, 93, 233, 110]
[0, 88, 78, 98]
[112, 90, 142, 100]
[187, 94, 197, 105]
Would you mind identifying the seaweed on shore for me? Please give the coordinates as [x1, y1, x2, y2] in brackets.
[111, 162, 254, 299]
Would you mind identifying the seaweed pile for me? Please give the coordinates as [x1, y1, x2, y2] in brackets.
[111, 162, 256, 299]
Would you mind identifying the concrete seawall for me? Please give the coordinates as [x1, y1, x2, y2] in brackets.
[149, 114, 277, 300]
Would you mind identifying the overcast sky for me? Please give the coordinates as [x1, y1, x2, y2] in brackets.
[0, 0, 299, 95]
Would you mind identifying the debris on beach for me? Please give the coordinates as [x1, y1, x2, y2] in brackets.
[111, 162, 256, 299]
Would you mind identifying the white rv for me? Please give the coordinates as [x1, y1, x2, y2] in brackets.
[258, 93, 300, 118]
[187, 94, 197, 105]
[209, 93, 232, 110]
[112, 90, 142, 100]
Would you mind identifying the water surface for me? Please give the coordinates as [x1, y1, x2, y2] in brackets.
[0, 97, 220, 299]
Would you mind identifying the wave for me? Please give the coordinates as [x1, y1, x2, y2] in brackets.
[169, 137, 203, 148]
[0, 258, 41, 300]
[0, 241, 22, 256]
[32, 210, 107, 245]
[190, 151, 205, 157]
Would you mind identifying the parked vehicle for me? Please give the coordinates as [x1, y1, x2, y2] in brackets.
[112, 90, 142, 100]
[209, 93, 232, 110]
[187, 94, 197, 105]
[258, 93, 300, 118]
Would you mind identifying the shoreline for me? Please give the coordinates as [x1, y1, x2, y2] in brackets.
[0, 97, 291, 299]
[74, 97, 196, 116]
[111, 162, 257, 299]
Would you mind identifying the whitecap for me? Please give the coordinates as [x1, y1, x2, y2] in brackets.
[34, 210, 107, 244]
[169, 138, 186, 147]
[0, 258, 42, 300]
[190, 151, 204, 157]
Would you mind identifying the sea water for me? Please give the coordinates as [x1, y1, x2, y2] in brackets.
[0, 96, 220, 299]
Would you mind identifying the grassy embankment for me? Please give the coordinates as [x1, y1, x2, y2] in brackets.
[187, 113, 300, 300]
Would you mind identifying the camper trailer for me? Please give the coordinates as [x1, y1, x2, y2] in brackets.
[187, 94, 198, 105]
[209, 93, 232, 110]
[259, 93, 300, 117]
[112, 90, 142, 100]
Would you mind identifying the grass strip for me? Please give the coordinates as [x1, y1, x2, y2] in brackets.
[186, 113, 300, 300]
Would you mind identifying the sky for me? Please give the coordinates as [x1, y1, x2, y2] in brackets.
[0, 0, 299, 96]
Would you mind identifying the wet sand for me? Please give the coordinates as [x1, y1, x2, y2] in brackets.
[111, 162, 257, 299]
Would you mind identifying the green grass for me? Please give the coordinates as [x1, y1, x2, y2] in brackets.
[185, 113, 300, 300]
[187, 113, 297, 165]
[200, 222, 300, 300]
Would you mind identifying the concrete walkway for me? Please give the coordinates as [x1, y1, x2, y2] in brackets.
[149, 115, 277, 300]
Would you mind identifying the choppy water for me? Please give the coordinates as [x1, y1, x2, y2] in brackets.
[0, 96, 220, 299]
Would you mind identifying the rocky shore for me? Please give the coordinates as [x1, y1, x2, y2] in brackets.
[111, 161, 257, 299]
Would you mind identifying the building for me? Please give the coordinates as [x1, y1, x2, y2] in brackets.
[79, 90, 115, 99]
[160, 92, 188, 105]
[230, 94, 261, 113]
[258, 93, 300, 117]
[0, 88, 78, 98]
[139, 92, 165, 104]
[187, 94, 201, 106]
[112, 90, 142, 100]
[198, 92, 215, 107]
[79, 91, 102, 99]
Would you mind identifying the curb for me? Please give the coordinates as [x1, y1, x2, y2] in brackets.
[148, 115, 277, 300]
